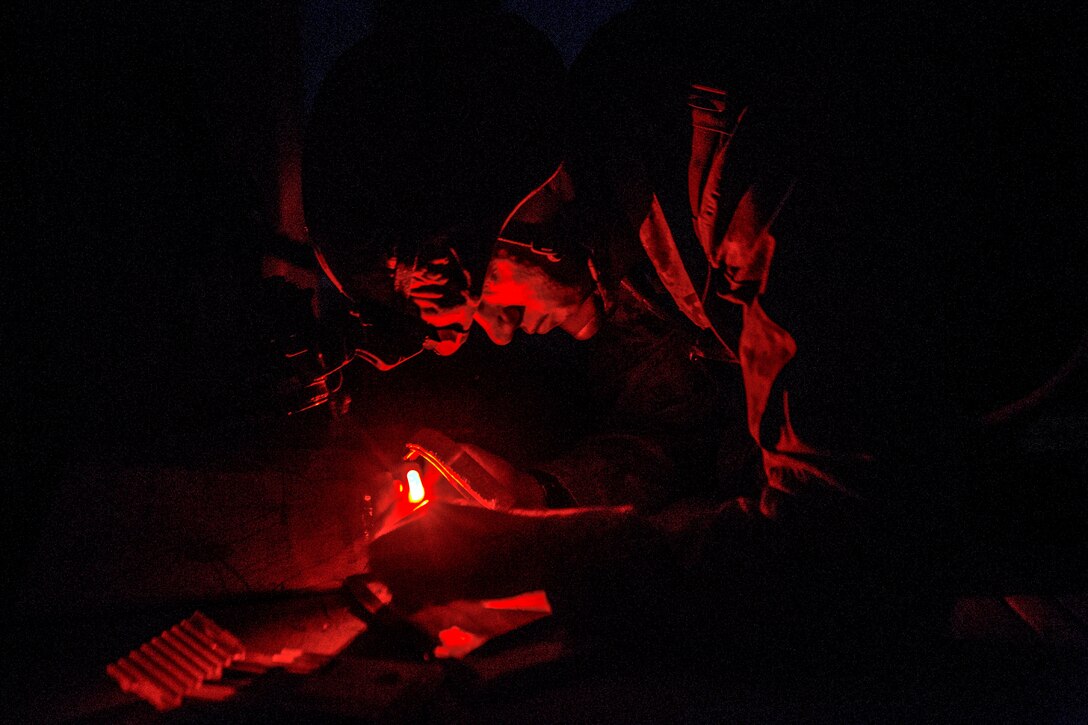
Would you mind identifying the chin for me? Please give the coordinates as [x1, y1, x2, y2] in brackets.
[558, 294, 601, 340]
[560, 311, 600, 340]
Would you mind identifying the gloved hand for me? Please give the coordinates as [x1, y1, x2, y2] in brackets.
[365, 499, 550, 610]
[454, 441, 549, 509]
[366, 495, 639, 611]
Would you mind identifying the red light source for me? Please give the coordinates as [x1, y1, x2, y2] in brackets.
[402, 430, 509, 509]
[406, 468, 425, 503]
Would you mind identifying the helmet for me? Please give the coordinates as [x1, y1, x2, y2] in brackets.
[303, 9, 564, 367]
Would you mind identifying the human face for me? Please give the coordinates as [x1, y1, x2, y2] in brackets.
[473, 241, 600, 345]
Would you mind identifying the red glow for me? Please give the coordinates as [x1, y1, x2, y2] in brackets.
[434, 626, 486, 659]
[406, 468, 425, 503]
[481, 590, 552, 613]
[403, 441, 500, 509]
[374, 487, 431, 538]
[106, 613, 243, 711]
[189, 682, 238, 703]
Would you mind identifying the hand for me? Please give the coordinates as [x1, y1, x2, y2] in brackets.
[366, 500, 550, 610]
[455, 442, 548, 509]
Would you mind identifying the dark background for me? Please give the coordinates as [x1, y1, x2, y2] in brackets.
[10, 0, 636, 578]
[10, 0, 1088, 602]
[8, 3, 1088, 720]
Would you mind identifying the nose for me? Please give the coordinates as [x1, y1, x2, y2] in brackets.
[473, 302, 523, 345]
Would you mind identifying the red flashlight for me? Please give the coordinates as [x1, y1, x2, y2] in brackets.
[406, 468, 425, 504]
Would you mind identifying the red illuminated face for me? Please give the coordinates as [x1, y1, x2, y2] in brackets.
[473, 242, 600, 345]
[473, 165, 601, 345]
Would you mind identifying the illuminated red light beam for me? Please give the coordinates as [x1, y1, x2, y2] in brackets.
[403, 440, 501, 509]
[406, 468, 425, 503]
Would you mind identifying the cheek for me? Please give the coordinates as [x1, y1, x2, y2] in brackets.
[482, 251, 593, 317]
[480, 267, 537, 308]
[527, 275, 586, 313]
[483, 271, 572, 312]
